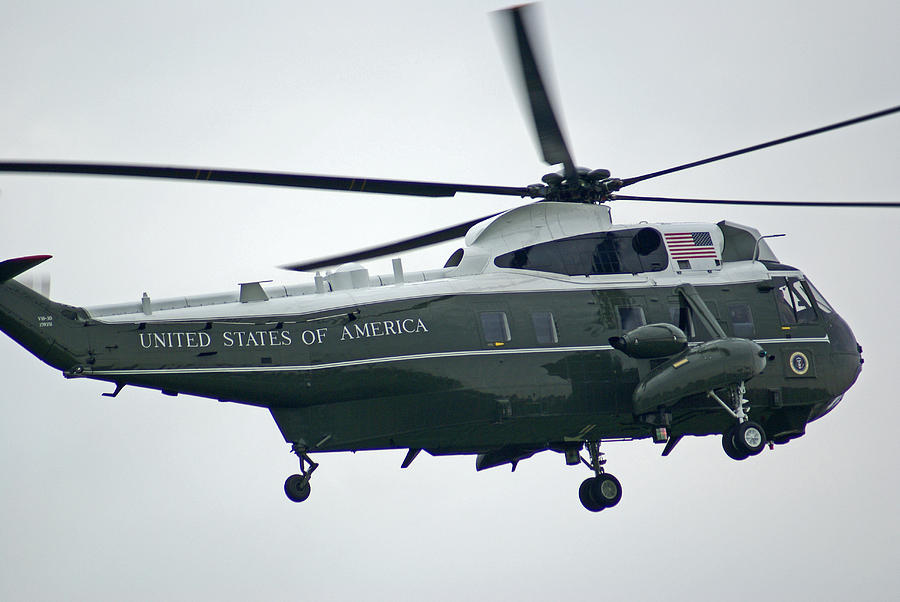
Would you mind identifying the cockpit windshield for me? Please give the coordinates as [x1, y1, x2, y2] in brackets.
[804, 279, 834, 314]
[776, 277, 819, 324]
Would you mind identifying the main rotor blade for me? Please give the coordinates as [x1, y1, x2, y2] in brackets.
[281, 212, 502, 272]
[0, 161, 532, 199]
[612, 194, 900, 207]
[621, 105, 900, 188]
[499, 4, 577, 181]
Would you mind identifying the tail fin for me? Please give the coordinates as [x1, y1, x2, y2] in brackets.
[0, 256, 89, 372]
[0, 255, 52, 284]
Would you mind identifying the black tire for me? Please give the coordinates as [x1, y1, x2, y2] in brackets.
[591, 473, 622, 508]
[284, 474, 311, 503]
[579, 477, 605, 512]
[734, 421, 766, 456]
[722, 426, 750, 461]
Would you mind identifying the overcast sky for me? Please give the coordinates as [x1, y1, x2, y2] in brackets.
[2, 1, 899, 600]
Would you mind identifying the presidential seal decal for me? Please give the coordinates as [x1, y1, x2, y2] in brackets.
[789, 351, 809, 375]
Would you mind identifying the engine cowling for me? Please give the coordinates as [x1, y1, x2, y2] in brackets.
[609, 323, 688, 359]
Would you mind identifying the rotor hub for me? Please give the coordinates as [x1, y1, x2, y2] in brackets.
[532, 168, 622, 203]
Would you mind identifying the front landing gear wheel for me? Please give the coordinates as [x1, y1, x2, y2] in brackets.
[722, 427, 750, 461]
[577, 440, 624, 512]
[591, 473, 622, 508]
[284, 474, 311, 503]
[579, 478, 605, 512]
[734, 421, 766, 456]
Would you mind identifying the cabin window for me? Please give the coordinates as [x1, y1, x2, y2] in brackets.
[531, 311, 559, 345]
[728, 303, 755, 338]
[618, 306, 646, 331]
[668, 305, 695, 338]
[480, 311, 511, 345]
[493, 227, 668, 276]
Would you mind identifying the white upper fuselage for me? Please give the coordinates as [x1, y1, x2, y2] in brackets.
[83, 202, 783, 324]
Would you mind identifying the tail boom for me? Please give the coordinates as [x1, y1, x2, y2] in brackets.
[0, 256, 88, 372]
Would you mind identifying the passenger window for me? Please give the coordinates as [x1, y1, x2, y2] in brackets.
[531, 311, 559, 345]
[618, 306, 646, 331]
[480, 312, 511, 345]
[668, 305, 695, 338]
[728, 303, 754, 338]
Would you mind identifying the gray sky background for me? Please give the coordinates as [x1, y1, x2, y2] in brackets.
[1, 1, 899, 600]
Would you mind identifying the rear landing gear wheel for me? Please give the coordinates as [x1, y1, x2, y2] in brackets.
[285, 445, 318, 503]
[284, 474, 311, 503]
[579, 478, 605, 512]
[734, 421, 766, 456]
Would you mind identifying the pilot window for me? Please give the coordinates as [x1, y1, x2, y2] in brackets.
[728, 303, 754, 337]
[493, 227, 669, 276]
[531, 311, 559, 345]
[805, 279, 833, 314]
[480, 311, 511, 344]
[618, 306, 646, 331]
[776, 278, 819, 324]
[790, 280, 817, 323]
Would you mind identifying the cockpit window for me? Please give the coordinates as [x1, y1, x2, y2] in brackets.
[776, 277, 819, 324]
[493, 227, 668, 276]
[790, 280, 817, 322]
[804, 279, 833, 314]
[776, 284, 797, 324]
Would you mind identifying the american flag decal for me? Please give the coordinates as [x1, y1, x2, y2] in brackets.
[664, 232, 718, 259]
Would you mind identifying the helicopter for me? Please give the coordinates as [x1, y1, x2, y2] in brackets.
[1, 4, 898, 514]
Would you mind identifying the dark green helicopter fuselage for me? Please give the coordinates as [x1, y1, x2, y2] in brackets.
[0, 256, 862, 461]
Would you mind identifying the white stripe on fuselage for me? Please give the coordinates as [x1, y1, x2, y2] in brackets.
[85, 336, 830, 377]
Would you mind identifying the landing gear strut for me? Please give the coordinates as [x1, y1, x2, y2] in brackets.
[577, 440, 622, 512]
[710, 383, 767, 461]
[284, 445, 318, 503]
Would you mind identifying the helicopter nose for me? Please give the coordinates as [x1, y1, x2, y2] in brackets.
[809, 314, 863, 423]
[808, 393, 845, 422]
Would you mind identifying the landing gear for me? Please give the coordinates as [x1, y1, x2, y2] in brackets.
[577, 440, 622, 512]
[284, 474, 312, 502]
[733, 421, 766, 455]
[721, 426, 749, 461]
[711, 383, 767, 461]
[579, 478, 605, 512]
[284, 445, 318, 503]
